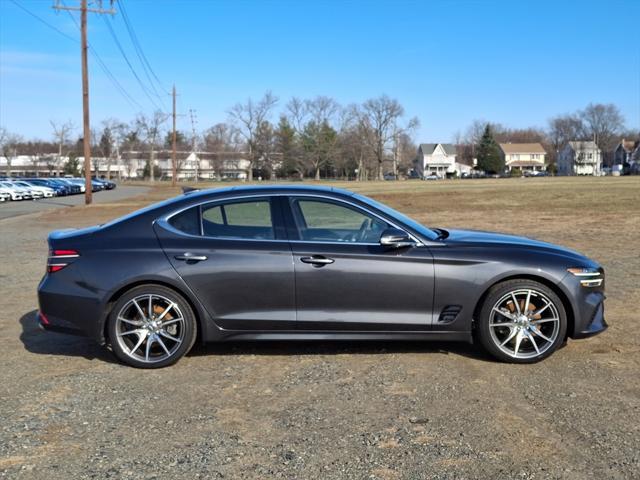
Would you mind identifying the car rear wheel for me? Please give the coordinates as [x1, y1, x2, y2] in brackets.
[477, 279, 567, 363]
[108, 285, 197, 368]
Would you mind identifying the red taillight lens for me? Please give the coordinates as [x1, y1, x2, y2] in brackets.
[47, 249, 79, 273]
[52, 249, 80, 257]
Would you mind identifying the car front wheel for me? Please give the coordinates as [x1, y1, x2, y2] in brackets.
[108, 285, 197, 368]
[477, 279, 567, 363]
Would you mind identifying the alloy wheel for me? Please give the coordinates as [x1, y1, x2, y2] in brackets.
[488, 288, 561, 360]
[114, 294, 186, 364]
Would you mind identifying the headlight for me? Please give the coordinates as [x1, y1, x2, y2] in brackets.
[567, 267, 603, 287]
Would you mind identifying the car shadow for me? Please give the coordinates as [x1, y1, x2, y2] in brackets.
[189, 339, 492, 362]
[19, 310, 117, 364]
[19, 309, 491, 364]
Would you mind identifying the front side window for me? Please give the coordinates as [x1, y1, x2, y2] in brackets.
[202, 199, 274, 240]
[291, 198, 388, 243]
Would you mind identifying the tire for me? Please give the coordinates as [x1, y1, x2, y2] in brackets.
[108, 285, 197, 368]
[476, 279, 567, 363]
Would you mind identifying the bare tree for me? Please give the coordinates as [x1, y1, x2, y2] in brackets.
[136, 110, 169, 181]
[580, 103, 625, 165]
[50, 120, 75, 174]
[359, 95, 418, 180]
[0, 128, 23, 177]
[228, 91, 278, 181]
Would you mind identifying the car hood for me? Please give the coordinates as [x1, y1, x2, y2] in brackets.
[443, 228, 585, 258]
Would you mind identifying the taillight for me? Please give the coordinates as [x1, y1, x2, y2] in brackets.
[47, 249, 80, 273]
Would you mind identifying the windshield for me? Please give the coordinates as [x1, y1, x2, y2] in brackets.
[353, 193, 440, 241]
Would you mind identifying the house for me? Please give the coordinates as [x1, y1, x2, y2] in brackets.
[613, 139, 640, 169]
[415, 143, 468, 178]
[499, 143, 547, 172]
[557, 141, 602, 176]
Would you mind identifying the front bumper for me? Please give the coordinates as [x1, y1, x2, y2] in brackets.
[571, 291, 607, 338]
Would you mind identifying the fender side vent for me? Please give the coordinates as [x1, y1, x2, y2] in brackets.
[438, 305, 462, 324]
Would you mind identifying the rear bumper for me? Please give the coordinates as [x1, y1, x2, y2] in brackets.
[37, 273, 104, 340]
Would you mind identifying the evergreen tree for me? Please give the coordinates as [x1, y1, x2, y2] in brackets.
[274, 116, 299, 177]
[476, 125, 504, 174]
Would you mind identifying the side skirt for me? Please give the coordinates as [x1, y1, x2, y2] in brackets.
[215, 331, 473, 343]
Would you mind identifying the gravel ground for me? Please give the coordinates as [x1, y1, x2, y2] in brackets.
[0, 178, 638, 479]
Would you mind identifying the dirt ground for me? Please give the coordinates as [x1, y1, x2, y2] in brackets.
[1, 177, 638, 479]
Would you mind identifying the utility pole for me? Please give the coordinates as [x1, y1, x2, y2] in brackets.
[189, 109, 198, 183]
[171, 85, 177, 187]
[53, 0, 115, 205]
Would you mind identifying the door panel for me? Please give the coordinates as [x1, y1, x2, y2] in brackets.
[286, 196, 435, 330]
[154, 198, 295, 331]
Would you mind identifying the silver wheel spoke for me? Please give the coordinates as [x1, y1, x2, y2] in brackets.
[118, 317, 144, 327]
[532, 317, 559, 325]
[156, 302, 176, 322]
[500, 327, 518, 346]
[524, 290, 531, 314]
[531, 326, 553, 343]
[156, 336, 171, 356]
[159, 330, 181, 343]
[510, 293, 521, 315]
[145, 335, 154, 362]
[490, 322, 517, 328]
[527, 331, 540, 354]
[129, 332, 147, 354]
[118, 328, 146, 337]
[132, 300, 147, 321]
[148, 295, 153, 319]
[513, 330, 524, 356]
[161, 317, 183, 327]
[532, 302, 552, 317]
[492, 307, 515, 320]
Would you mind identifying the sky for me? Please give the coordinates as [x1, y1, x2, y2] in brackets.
[1, 0, 639, 143]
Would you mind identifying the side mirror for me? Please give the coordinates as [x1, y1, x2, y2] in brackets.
[379, 228, 415, 248]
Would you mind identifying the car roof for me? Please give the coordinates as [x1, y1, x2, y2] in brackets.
[183, 184, 356, 201]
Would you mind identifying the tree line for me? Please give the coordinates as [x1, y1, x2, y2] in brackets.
[1, 96, 637, 179]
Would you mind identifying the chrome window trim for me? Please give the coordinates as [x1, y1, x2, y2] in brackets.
[159, 193, 426, 247]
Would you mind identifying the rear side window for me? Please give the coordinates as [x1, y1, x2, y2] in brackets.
[168, 207, 200, 236]
[202, 200, 274, 240]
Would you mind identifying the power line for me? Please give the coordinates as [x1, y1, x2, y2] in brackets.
[60, 2, 144, 111]
[102, 14, 164, 110]
[117, 0, 168, 96]
[8, 0, 77, 43]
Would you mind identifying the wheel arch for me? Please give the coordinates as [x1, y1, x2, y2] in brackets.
[471, 274, 575, 339]
[100, 279, 206, 347]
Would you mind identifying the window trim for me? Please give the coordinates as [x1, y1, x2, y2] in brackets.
[159, 193, 425, 246]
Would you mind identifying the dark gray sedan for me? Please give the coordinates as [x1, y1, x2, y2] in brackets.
[38, 186, 606, 368]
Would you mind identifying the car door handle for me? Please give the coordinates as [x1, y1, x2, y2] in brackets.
[174, 252, 208, 262]
[300, 256, 334, 267]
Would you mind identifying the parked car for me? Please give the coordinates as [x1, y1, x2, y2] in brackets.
[24, 178, 70, 196]
[383, 173, 397, 181]
[424, 174, 440, 180]
[0, 190, 11, 202]
[0, 184, 24, 201]
[93, 177, 117, 189]
[11, 180, 55, 198]
[64, 178, 87, 193]
[37, 185, 607, 368]
[0, 181, 36, 200]
[54, 179, 83, 194]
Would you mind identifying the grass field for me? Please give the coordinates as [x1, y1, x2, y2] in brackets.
[1, 176, 639, 479]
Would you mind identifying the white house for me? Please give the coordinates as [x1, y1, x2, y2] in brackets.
[415, 143, 464, 178]
[499, 143, 547, 172]
[557, 141, 602, 176]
